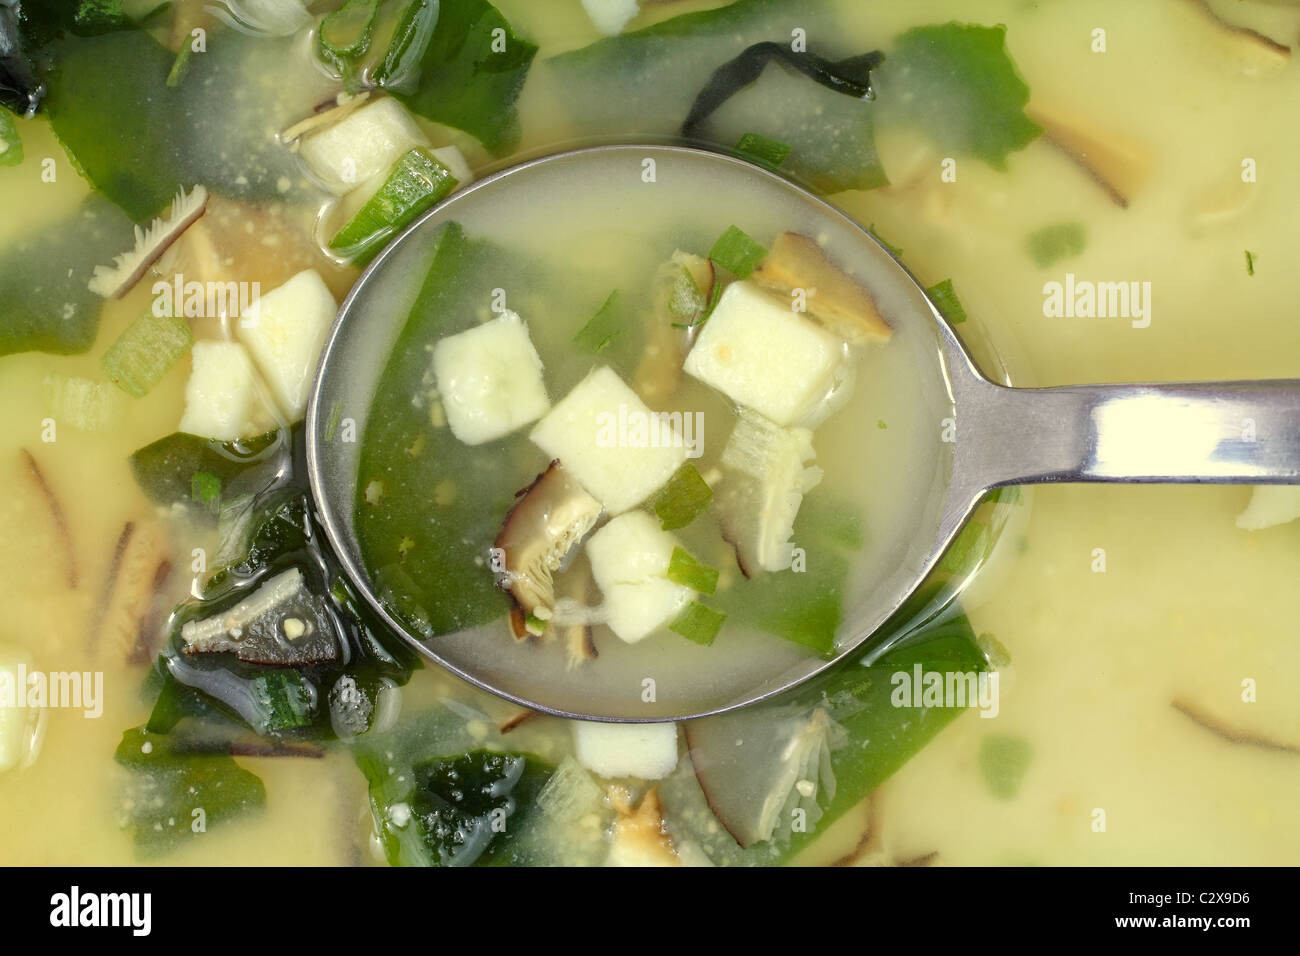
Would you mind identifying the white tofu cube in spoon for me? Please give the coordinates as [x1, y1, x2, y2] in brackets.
[529, 366, 685, 514]
[432, 310, 550, 445]
[684, 279, 846, 427]
[586, 511, 693, 644]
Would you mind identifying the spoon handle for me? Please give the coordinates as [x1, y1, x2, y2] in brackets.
[961, 379, 1300, 489]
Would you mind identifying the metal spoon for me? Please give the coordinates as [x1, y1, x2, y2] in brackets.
[306, 144, 1300, 722]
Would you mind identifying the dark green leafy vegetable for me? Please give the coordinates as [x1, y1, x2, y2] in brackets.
[1025, 221, 1086, 268]
[190, 471, 221, 511]
[709, 224, 767, 278]
[129, 428, 287, 516]
[670, 600, 727, 645]
[925, 277, 967, 324]
[358, 732, 553, 866]
[409, 750, 551, 866]
[938, 520, 989, 575]
[392, 0, 537, 154]
[667, 547, 719, 595]
[0, 196, 133, 357]
[548, 0, 888, 192]
[875, 22, 1042, 170]
[713, 490, 864, 655]
[329, 147, 458, 265]
[43, 26, 332, 219]
[979, 734, 1032, 800]
[733, 131, 790, 170]
[793, 493, 865, 551]
[663, 584, 993, 864]
[114, 726, 266, 857]
[355, 221, 543, 639]
[649, 462, 713, 530]
[573, 289, 623, 354]
[681, 40, 879, 139]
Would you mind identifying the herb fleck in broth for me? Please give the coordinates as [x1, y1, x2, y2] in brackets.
[0, 0, 1296, 866]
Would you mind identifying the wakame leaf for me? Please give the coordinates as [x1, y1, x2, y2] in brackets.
[547, 0, 888, 193]
[354, 221, 543, 639]
[43, 26, 334, 220]
[875, 22, 1042, 170]
[392, 0, 537, 154]
[0, 195, 134, 357]
[661, 586, 992, 865]
[115, 726, 266, 857]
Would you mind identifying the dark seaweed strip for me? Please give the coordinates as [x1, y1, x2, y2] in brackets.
[681, 41, 882, 140]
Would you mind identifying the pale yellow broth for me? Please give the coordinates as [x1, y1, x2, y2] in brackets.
[2, 0, 1299, 864]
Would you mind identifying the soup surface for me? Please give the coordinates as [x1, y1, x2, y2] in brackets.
[1, 0, 1298, 866]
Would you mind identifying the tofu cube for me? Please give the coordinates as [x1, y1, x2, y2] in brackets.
[581, 0, 641, 36]
[432, 311, 550, 445]
[430, 146, 474, 188]
[572, 720, 679, 780]
[586, 511, 693, 643]
[0, 644, 38, 773]
[684, 279, 846, 426]
[299, 97, 429, 194]
[179, 341, 260, 440]
[530, 367, 685, 514]
[237, 269, 338, 421]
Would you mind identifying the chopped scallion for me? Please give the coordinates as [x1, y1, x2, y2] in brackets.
[669, 601, 726, 645]
[925, 278, 967, 324]
[372, 0, 439, 94]
[1245, 250, 1256, 276]
[100, 309, 193, 397]
[249, 670, 315, 731]
[166, 45, 192, 88]
[867, 223, 903, 258]
[650, 462, 713, 530]
[733, 132, 791, 170]
[667, 546, 718, 595]
[317, 0, 381, 72]
[668, 265, 706, 320]
[329, 147, 458, 265]
[1025, 221, 1086, 269]
[708, 225, 768, 278]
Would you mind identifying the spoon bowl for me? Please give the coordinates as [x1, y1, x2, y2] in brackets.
[306, 144, 1300, 722]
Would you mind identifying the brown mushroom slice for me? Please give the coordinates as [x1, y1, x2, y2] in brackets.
[1182, 0, 1290, 75]
[751, 232, 892, 346]
[494, 460, 603, 623]
[634, 251, 715, 403]
[88, 185, 210, 299]
[1027, 100, 1154, 209]
[92, 518, 173, 662]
